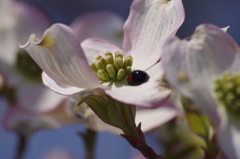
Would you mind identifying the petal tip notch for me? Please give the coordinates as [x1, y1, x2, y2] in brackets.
[19, 34, 38, 49]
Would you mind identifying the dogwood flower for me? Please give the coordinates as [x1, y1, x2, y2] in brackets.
[1, 10, 125, 133]
[22, 0, 185, 108]
[0, 0, 66, 114]
[69, 12, 183, 134]
[0, 0, 81, 135]
[161, 24, 240, 159]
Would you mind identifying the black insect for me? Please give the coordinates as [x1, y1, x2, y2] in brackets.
[127, 70, 149, 86]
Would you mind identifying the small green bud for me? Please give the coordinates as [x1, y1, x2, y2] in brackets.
[99, 57, 107, 66]
[115, 51, 123, 59]
[105, 52, 113, 57]
[98, 70, 110, 81]
[223, 82, 234, 92]
[90, 63, 98, 74]
[125, 66, 132, 75]
[115, 57, 123, 70]
[225, 92, 235, 104]
[95, 60, 105, 70]
[124, 56, 133, 68]
[216, 90, 224, 99]
[95, 55, 102, 60]
[106, 64, 116, 79]
[116, 69, 125, 80]
[222, 72, 231, 81]
[105, 55, 114, 65]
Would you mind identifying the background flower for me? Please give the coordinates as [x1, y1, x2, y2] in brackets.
[162, 24, 240, 159]
[0, 0, 66, 116]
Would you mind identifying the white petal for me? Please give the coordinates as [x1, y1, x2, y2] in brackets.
[3, 100, 80, 133]
[221, 26, 230, 32]
[21, 23, 101, 95]
[218, 119, 240, 159]
[16, 82, 67, 114]
[162, 24, 240, 98]
[136, 105, 180, 133]
[71, 11, 124, 48]
[122, 0, 185, 70]
[81, 38, 122, 64]
[3, 106, 60, 132]
[42, 72, 85, 95]
[191, 86, 222, 127]
[105, 62, 171, 108]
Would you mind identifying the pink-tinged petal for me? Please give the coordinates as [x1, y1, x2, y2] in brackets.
[21, 23, 101, 95]
[3, 100, 80, 133]
[71, 11, 124, 48]
[191, 86, 222, 127]
[105, 62, 171, 108]
[42, 72, 84, 95]
[217, 119, 240, 159]
[162, 24, 240, 98]
[123, 0, 185, 70]
[135, 93, 183, 132]
[136, 105, 180, 133]
[0, 1, 50, 65]
[16, 82, 66, 114]
[221, 26, 230, 32]
[3, 106, 60, 132]
[81, 38, 122, 64]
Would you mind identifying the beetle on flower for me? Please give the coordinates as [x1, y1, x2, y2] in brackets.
[21, 0, 185, 108]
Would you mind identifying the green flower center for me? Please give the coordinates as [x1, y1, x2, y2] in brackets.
[214, 72, 240, 113]
[15, 49, 42, 82]
[90, 51, 133, 83]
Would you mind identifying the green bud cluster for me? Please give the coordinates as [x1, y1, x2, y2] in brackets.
[90, 51, 133, 83]
[214, 72, 240, 113]
[16, 50, 42, 82]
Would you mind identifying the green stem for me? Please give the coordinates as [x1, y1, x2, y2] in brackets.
[78, 129, 97, 159]
[14, 133, 27, 159]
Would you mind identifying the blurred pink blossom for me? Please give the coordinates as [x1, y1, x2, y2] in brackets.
[162, 24, 240, 159]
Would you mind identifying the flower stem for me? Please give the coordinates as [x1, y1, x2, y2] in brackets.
[77, 129, 97, 159]
[14, 133, 28, 159]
